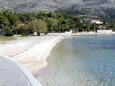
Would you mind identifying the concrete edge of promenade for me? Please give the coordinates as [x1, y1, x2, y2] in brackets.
[0, 56, 41, 86]
[14, 60, 42, 86]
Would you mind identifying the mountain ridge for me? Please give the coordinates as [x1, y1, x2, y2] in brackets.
[0, 0, 115, 20]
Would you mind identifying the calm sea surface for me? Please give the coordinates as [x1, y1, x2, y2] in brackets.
[36, 35, 115, 86]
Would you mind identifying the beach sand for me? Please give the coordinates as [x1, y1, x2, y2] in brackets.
[0, 35, 65, 75]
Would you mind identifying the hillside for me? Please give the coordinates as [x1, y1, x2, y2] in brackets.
[0, 0, 115, 20]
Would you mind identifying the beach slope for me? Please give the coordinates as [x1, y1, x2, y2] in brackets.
[0, 35, 64, 75]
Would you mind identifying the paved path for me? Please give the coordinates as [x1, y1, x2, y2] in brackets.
[0, 57, 41, 86]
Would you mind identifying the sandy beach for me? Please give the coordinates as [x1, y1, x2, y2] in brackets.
[0, 34, 65, 75]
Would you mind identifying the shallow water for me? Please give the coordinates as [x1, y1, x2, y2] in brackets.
[36, 35, 115, 86]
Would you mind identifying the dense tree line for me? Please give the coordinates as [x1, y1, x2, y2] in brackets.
[0, 10, 96, 36]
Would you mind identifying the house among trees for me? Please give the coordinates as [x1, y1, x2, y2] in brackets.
[91, 18, 103, 25]
[90, 17, 113, 33]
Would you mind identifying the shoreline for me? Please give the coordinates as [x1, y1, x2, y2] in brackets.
[0, 35, 65, 74]
[72, 32, 115, 36]
[0, 32, 115, 85]
[0, 34, 65, 86]
[0, 32, 114, 73]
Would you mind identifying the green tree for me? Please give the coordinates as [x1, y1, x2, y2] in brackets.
[29, 19, 47, 35]
[58, 19, 70, 32]
[17, 23, 31, 35]
[47, 18, 58, 32]
[81, 24, 90, 31]
[70, 17, 82, 32]
[0, 11, 14, 36]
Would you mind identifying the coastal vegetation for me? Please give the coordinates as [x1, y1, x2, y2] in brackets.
[0, 10, 88, 36]
[0, 36, 15, 41]
[0, 10, 113, 36]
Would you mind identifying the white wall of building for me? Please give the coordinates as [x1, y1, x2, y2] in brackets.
[97, 30, 113, 33]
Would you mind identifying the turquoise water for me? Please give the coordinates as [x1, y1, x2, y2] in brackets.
[36, 35, 115, 86]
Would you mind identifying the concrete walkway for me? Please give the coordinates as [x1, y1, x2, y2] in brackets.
[0, 57, 41, 86]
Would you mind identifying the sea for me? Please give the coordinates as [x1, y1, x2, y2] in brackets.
[36, 35, 115, 86]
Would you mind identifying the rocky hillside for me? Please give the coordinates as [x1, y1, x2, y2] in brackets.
[57, 0, 115, 20]
[0, 0, 115, 20]
[0, 0, 82, 12]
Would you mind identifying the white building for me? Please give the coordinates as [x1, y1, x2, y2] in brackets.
[91, 19, 103, 25]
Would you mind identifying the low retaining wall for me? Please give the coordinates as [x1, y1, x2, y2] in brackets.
[97, 30, 113, 33]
